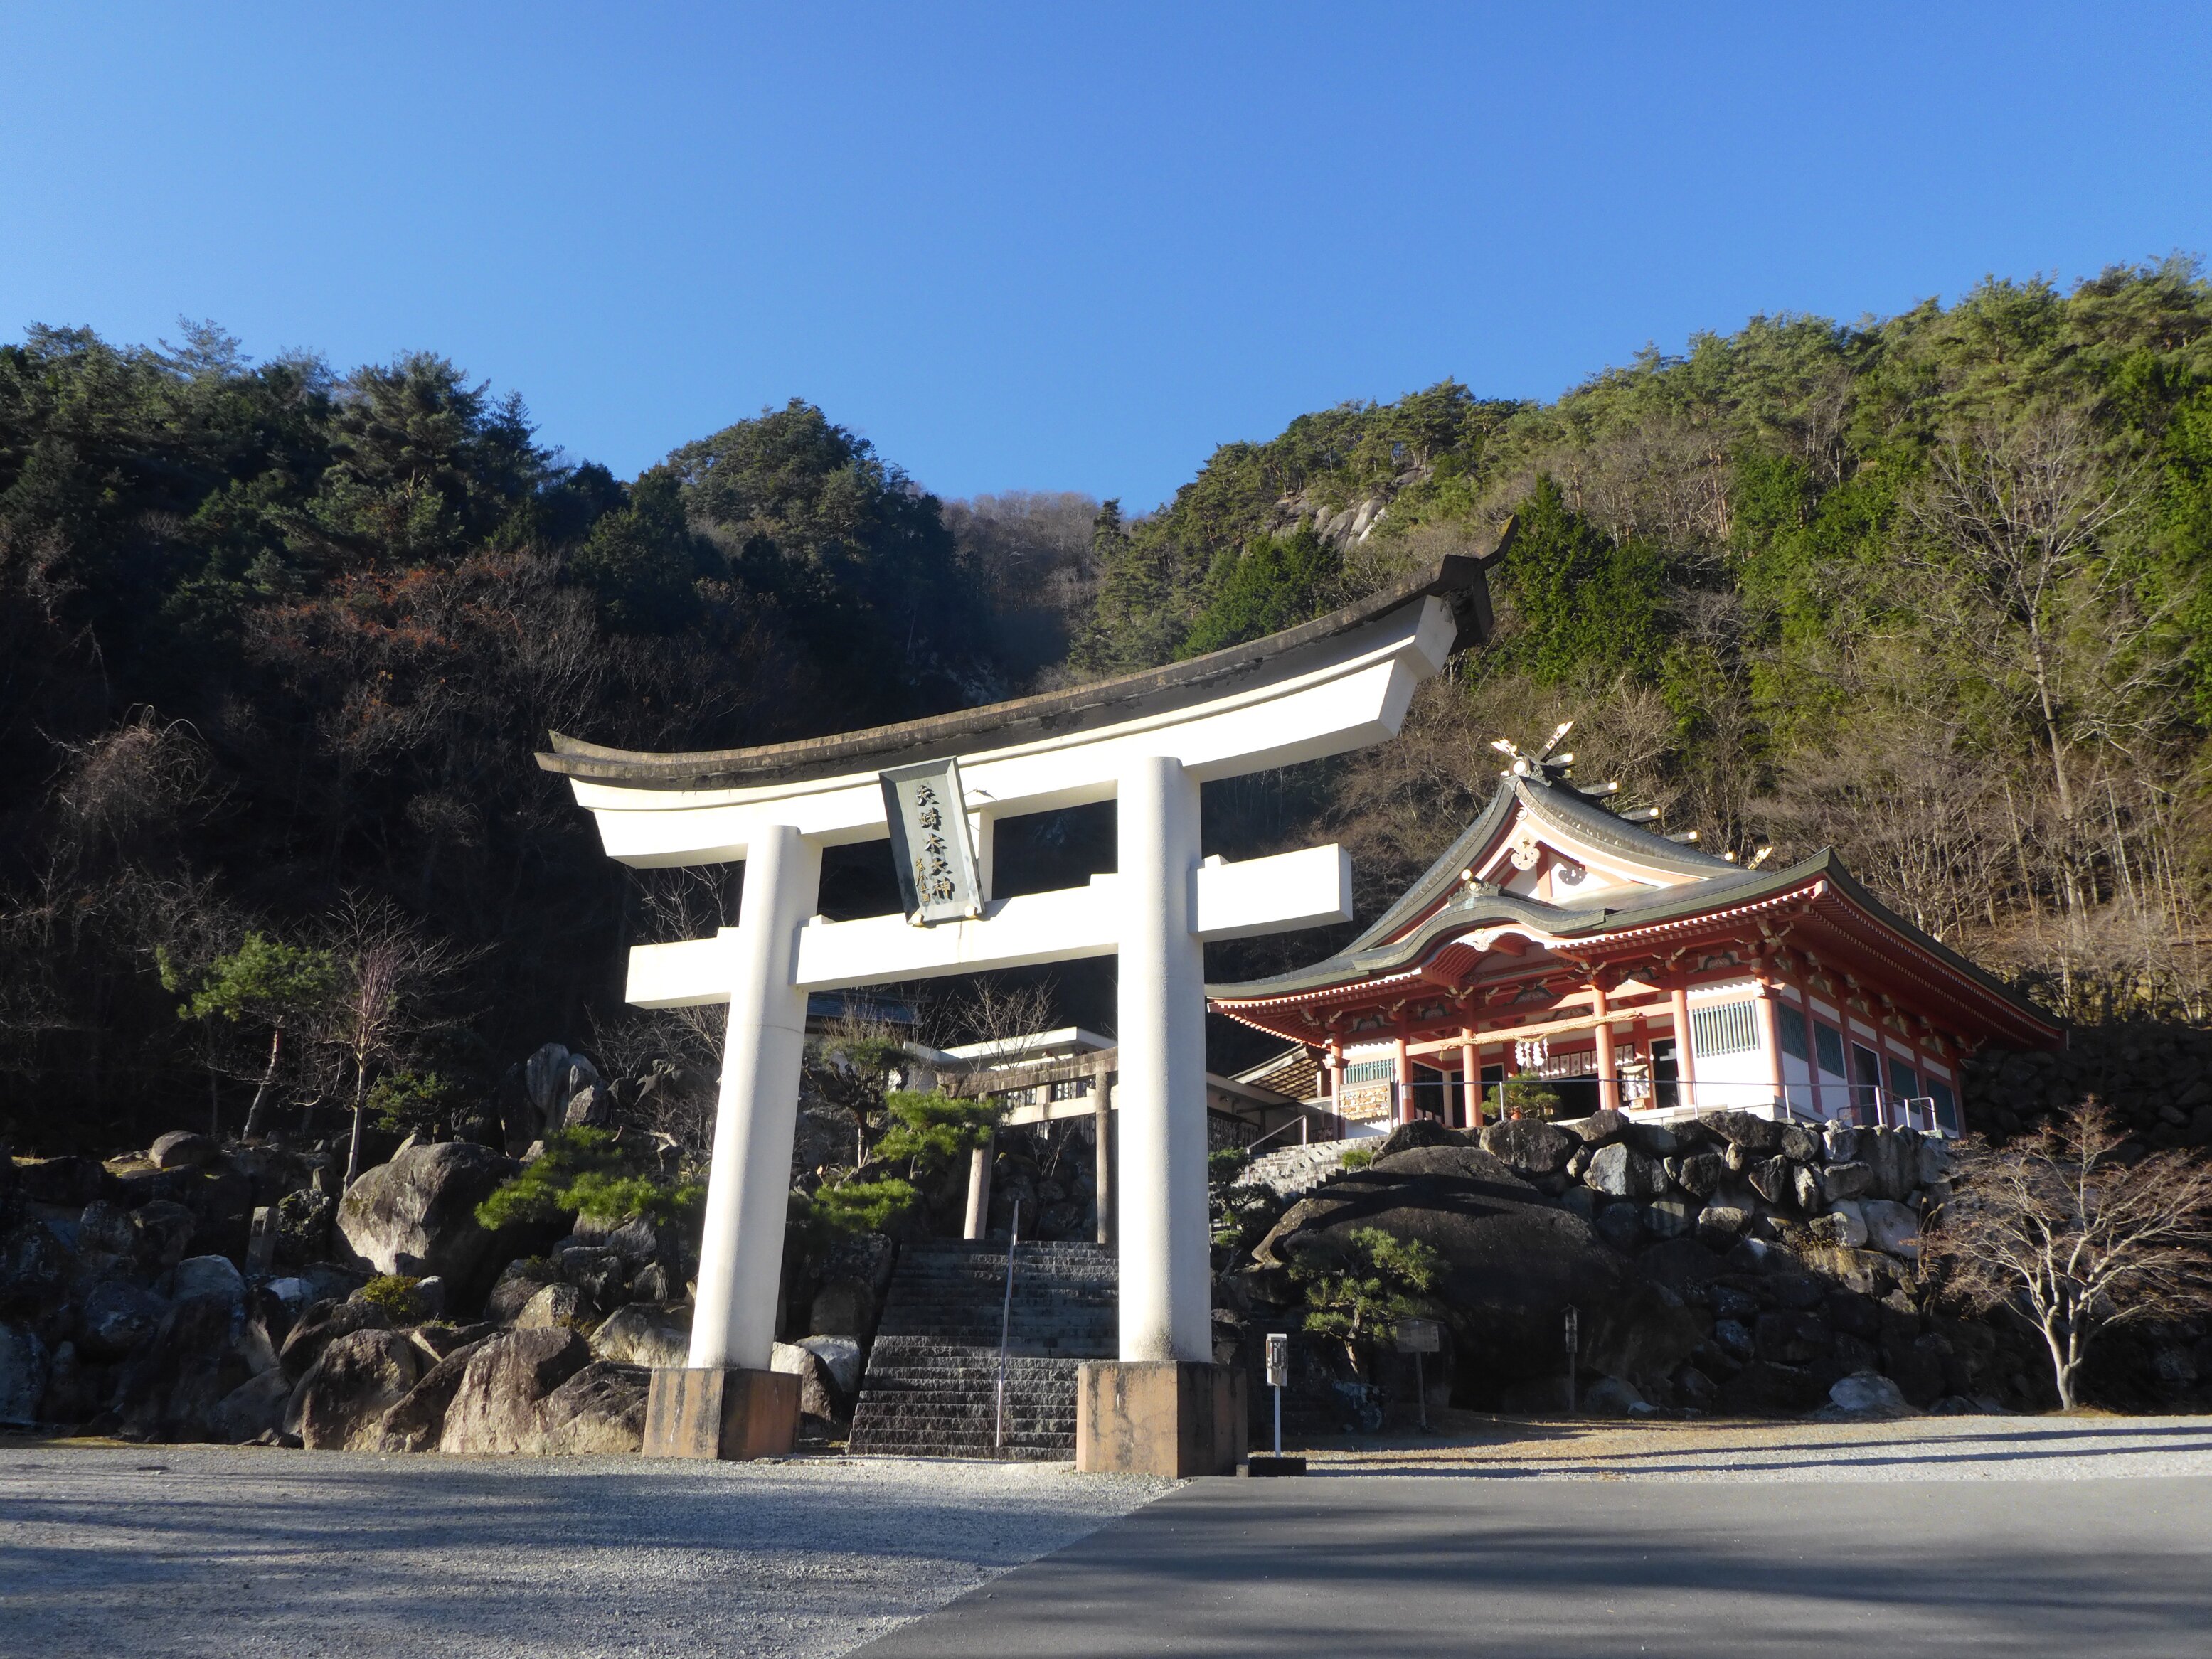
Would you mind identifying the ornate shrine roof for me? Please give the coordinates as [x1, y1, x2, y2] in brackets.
[1208, 772, 2063, 1049]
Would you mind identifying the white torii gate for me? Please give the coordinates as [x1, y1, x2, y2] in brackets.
[537, 555, 1494, 1473]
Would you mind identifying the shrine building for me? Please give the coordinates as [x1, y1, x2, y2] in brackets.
[1209, 735, 2062, 1138]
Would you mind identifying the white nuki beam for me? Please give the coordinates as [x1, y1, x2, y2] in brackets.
[624, 844, 1353, 1006]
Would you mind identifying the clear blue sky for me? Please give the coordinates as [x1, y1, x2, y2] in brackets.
[4, 4, 2206, 508]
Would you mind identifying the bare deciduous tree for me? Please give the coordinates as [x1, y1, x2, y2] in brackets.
[1905, 411, 2146, 828]
[320, 894, 474, 1185]
[1934, 1101, 2212, 1409]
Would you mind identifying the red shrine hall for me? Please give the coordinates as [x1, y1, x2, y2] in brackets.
[1209, 735, 2061, 1138]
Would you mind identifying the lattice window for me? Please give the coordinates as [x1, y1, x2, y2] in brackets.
[1690, 999, 1760, 1057]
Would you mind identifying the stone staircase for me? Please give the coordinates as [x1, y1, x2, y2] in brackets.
[1235, 1138, 1356, 1202]
[847, 1239, 1117, 1461]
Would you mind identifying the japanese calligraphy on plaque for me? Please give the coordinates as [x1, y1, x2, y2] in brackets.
[879, 758, 985, 926]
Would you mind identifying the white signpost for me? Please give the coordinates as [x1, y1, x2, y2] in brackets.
[537, 555, 1495, 1473]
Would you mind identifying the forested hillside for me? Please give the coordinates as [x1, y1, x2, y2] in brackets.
[5, 260, 2210, 1151]
[1083, 260, 2212, 1030]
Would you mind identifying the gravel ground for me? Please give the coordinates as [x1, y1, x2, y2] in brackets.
[1299, 1410, 2212, 1481]
[0, 1442, 1170, 1659]
[9, 1419, 2209, 1658]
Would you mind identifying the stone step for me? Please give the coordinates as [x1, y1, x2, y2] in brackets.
[846, 1239, 1117, 1460]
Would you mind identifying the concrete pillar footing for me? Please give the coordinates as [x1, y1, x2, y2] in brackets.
[1075, 1359, 1246, 1477]
[642, 1365, 799, 1461]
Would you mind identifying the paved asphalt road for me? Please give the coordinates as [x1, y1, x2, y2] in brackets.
[856, 1472, 2212, 1657]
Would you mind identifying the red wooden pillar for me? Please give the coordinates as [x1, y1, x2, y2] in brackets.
[1754, 976, 1785, 1118]
[1671, 982, 1696, 1108]
[1459, 1030, 1480, 1129]
[1592, 980, 1620, 1114]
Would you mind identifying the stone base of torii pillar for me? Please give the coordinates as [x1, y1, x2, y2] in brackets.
[1075, 1361, 1245, 1477]
[642, 1365, 799, 1461]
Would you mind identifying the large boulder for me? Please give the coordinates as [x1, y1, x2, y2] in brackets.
[76, 1279, 167, 1362]
[0, 1323, 49, 1424]
[75, 1201, 140, 1271]
[771, 1342, 844, 1434]
[335, 1141, 520, 1299]
[1818, 1369, 1923, 1420]
[809, 1232, 895, 1338]
[132, 1201, 200, 1273]
[374, 1338, 491, 1453]
[277, 1298, 390, 1382]
[1863, 1129, 1920, 1202]
[1860, 1199, 1921, 1259]
[1671, 1152, 1727, 1197]
[1822, 1161, 1873, 1201]
[438, 1328, 591, 1454]
[1374, 1119, 1465, 1160]
[535, 1360, 649, 1453]
[795, 1334, 863, 1397]
[1568, 1110, 1631, 1146]
[1477, 1119, 1575, 1175]
[292, 1328, 421, 1451]
[1585, 1143, 1666, 1200]
[15, 1156, 110, 1207]
[148, 1131, 220, 1170]
[168, 1254, 245, 1312]
[115, 1293, 252, 1441]
[516, 1283, 588, 1330]
[0, 1217, 71, 1319]
[1777, 1124, 1824, 1164]
[1252, 1143, 1698, 1398]
[1697, 1113, 1785, 1155]
[486, 1259, 561, 1324]
[211, 1367, 294, 1444]
[590, 1303, 691, 1369]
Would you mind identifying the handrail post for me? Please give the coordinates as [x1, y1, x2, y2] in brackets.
[994, 1200, 1021, 1453]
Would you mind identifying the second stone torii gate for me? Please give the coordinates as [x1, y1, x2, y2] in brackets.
[536, 555, 1496, 1474]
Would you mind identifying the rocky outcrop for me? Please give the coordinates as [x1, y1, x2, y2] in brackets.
[590, 1303, 690, 1368]
[277, 1298, 390, 1381]
[335, 1142, 519, 1299]
[148, 1131, 220, 1170]
[1253, 1143, 1699, 1397]
[374, 1338, 491, 1452]
[0, 1323, 48, 1424]
[292, 1328, 420, 1451]
[534, 1361, 649, 1453]
[211, 1367, 293, 1443]
[1477, 1119, 1575, 1175]
[437, 1328, 591, 1454]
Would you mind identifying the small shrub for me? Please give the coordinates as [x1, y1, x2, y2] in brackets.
[873, 1090, 999, 1175]
[1338, 1146, 1375, 1170]
[475, 1126, 700, 1230]
[790, 1177, 918, 1252]
[368, 1070, 464, 1134]
[1501, 1072, 1561, 1120]
[359, 1273, 427, 1323]
[1290, 1225, 1442, 1375]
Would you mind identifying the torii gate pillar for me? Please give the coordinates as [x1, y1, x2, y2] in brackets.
[537, 552, 1499, 1471]
[1073, 754, 1244, 1476]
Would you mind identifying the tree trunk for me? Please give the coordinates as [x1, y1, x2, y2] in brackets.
[344, 1059, 369, 1188]
[243, 1028, 283, 1141]
[208, 1069, 221, 1139]
[2043, 1316, 2080, 1410]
